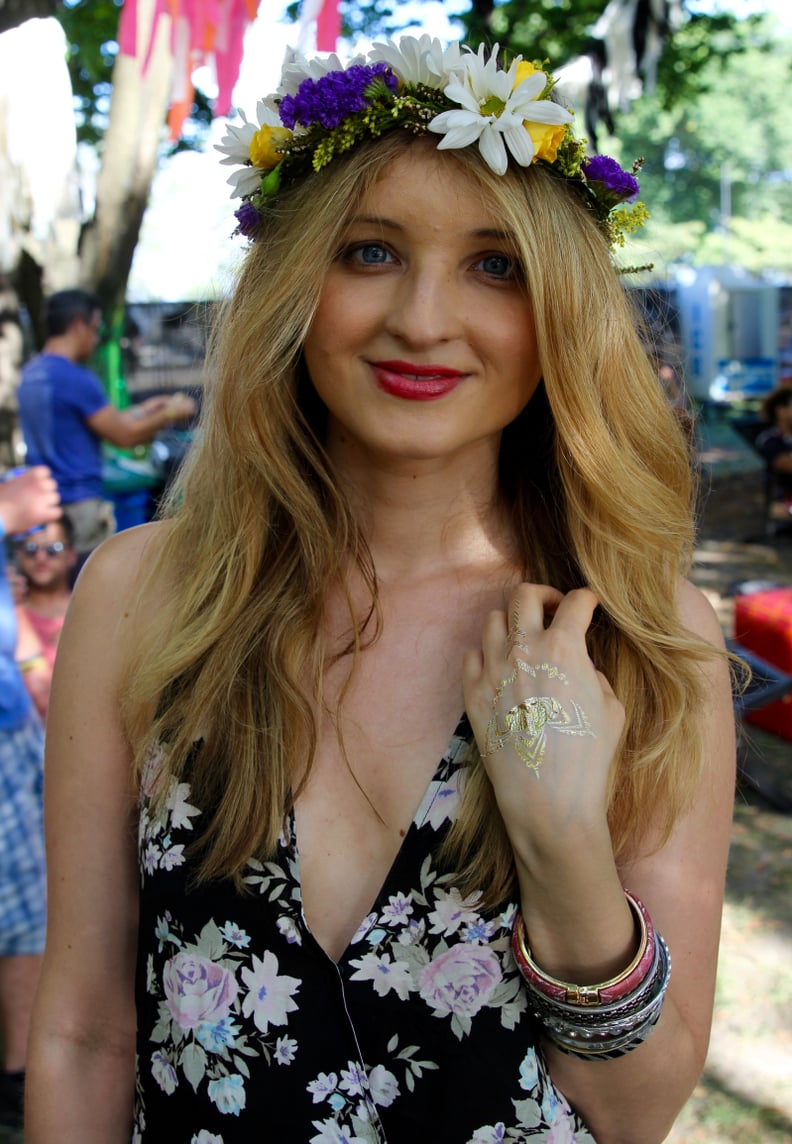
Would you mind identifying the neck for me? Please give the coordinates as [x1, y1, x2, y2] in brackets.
[43, 335, 81, 363]
[25, 584, 72, 614]
[327, 436, 519, 584]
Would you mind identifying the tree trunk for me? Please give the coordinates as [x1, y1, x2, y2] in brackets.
[78, 0, 173, 322]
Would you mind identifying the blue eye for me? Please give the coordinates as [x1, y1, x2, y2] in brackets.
[476, 253, 518, 279]
[344, 243, 394, 266]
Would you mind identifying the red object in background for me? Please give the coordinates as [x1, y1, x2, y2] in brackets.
[316, 0, 340, 51]
[734, 587, 792, 741]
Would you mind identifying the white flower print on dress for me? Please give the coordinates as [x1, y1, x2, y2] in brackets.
[519, 1050, 540, 1092]
[151, 1049, 178, 1095]
[274, 1034, 298, 1065]
[339, 1062, 368, 1097]
[412, 774, 463, 831]
[468, 1125, 507, 1144]
[307, 1071, 338, 1103]
[207, 1073, 247, 1116]
[241, 950, 301, 1033]
[427, 886, 483, 935]
[380, 892, 413, 926]
[159, 843, 186, 871]
[309, 1118, 369, 1144]
[166, 781, 201, 830]
[348, 951, 414, 1000]
[367, 1064, 400, 1108]
[350, 912, 378, 945]
[191, 1133, 224, 1144]
[277, 915, 302, 945]
[138, 752, 200, 879]
[219, 921, 251, 948]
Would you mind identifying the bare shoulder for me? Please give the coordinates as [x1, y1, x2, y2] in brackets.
[60, 520, 176, 681]
[676, 576, 726, 650]
[75, 519, 173, 598]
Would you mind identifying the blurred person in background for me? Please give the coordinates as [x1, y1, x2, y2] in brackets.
[17, 289, 196, 567]
[0, 466, 60, 1134]
[756, 384, 792, 505]
[13, 517, 76, 722]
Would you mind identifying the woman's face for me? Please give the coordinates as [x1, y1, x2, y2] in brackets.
[302, 145, 542, 471]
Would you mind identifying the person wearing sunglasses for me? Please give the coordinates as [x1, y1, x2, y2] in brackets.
[0, 466, 60, 1134]
[13, 517, 77, 721]
[18, 290, 197, 568]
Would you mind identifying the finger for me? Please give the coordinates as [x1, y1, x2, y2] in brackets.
[482, 608, 509, 650]
[462, 648, 490, 723]
[545, 587, 600, 636]
[594, 666, 617, 698]
[507, 583, 565, 635]
[462, 647, 484, 686]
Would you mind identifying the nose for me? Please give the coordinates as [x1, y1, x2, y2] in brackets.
[384, 263, 460, 349]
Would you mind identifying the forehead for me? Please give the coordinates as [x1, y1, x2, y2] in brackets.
[23, 521, 67, 546]
[350, 146, 509, 237]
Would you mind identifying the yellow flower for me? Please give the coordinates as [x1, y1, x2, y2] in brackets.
[513, 61, 545, 87]
[512, 61, 566, 163]
[249, 125, 292, 171]
[525, 121, 568, 163]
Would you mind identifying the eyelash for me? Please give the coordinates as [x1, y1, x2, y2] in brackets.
[338, 243, 523, 283]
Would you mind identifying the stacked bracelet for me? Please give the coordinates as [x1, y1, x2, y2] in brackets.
[17, 653, 48, 674]
[512, 889, 671, 1061]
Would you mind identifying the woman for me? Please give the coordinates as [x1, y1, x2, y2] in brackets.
[27, 37, 735, 1144]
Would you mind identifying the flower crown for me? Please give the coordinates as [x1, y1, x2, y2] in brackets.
[217, 36, 648, 249]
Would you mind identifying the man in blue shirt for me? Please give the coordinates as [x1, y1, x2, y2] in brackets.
[18, 290, 195, 560]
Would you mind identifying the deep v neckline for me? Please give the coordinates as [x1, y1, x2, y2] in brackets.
[289, 713, 471, 964]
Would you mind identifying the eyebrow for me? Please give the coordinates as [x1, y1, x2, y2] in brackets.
[347, 215, 517, 243]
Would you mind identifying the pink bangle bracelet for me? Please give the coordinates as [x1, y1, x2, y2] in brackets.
[512, 889, 657, 1007]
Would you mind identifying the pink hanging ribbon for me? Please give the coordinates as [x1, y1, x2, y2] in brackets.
[117, 0, 257, 139]
[316, 0, 340, 51]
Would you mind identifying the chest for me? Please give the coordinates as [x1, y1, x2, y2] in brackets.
[294, 622, 471, 960]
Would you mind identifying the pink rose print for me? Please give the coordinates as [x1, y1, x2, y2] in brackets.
[419, 944, 502, 1018]
[163, 950, 239, 1030]
[416, 938, 499, 1020]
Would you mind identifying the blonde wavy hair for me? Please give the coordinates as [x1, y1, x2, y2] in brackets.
[122, 132, 707, 904]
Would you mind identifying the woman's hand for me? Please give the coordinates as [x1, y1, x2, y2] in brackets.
[463, 583, 625, 867]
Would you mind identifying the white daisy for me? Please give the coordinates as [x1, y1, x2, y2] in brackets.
[428, 43, 572, 176]
[214, 101, 283, 199]
[369, 35, 463, 88]
[278, 46, 366, 97]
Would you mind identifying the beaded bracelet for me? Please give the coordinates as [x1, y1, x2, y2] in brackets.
[511, 889, 655, 1007]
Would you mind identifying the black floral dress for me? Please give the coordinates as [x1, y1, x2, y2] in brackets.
[134, 718, 596, 1143]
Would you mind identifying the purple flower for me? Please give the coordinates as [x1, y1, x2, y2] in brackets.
[279, 64, 398, 131]
[581, 155, 640, 204]
[234, 201, 260, 237]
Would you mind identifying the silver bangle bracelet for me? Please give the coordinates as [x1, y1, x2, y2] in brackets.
[526, 934, 671, 1060]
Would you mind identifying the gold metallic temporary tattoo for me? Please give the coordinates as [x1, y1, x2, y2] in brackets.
[483, 662, 591, 773]
[484, 696, 594, 774]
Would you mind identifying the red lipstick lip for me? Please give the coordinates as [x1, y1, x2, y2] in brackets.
[371, 360, 464, 380]
[369, 361, 465, 401]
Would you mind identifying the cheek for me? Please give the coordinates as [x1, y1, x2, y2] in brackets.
[304, 291, 372, 373]
[489, 308, 541, 384]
